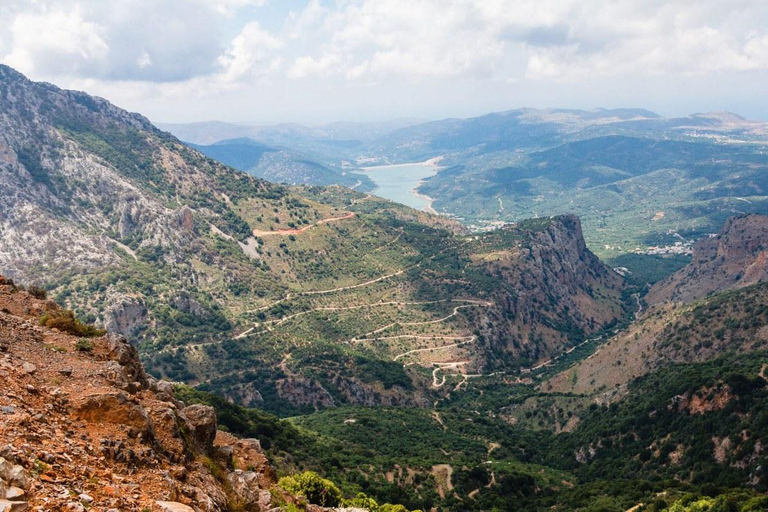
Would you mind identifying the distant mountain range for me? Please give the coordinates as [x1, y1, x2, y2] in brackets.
[161, 108, 768, 259]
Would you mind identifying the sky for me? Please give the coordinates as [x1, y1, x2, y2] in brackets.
[1, 0, 768, 125]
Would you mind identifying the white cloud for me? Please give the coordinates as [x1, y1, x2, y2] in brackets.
[282, 0, 768, 83]
[287, 53, 340, 79]
[4, 6, 108, 77]
[286, 0, 327, 40]
[5, 0, 768, 87]
[210, 0, 268, 18]
[217, 21, 282, 83]
[1, 0, 228, 82]
[2, 0, 768, 123]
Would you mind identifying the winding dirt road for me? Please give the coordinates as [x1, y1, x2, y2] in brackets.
[393, 337, 475, 362]
[252, 212, 356, 237]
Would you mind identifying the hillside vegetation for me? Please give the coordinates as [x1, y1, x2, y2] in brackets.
[0, 65, 626, 415]
[164, 108, 768, 258]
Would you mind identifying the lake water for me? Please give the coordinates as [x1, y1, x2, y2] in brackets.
[354, 162, 437, 211]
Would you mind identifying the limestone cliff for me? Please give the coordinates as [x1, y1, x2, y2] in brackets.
[647, 214, 768, 305]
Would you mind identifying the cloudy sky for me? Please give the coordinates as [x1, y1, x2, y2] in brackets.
[2, 0, 768, 124]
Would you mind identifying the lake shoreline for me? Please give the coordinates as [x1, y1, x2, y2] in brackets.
[412, 186, 437, 214]
[351, 156, 444, 212]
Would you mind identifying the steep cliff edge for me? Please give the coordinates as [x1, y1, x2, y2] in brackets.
[646, 214, 768, 305]
[546, 214, 768, 398]
[0, 275, 277, 512]
[465, 215, 626, 367]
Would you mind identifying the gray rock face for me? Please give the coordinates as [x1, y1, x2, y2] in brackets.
[106, 333, 148, 389]
[5, 486, 24, 501]
[0, 458, 28, 511]
[181, 404, 217, 452]
[0, 459, 24, 490]
[103, 295, 147, 339]
[0, 458, 11, 481]
[171, 292, 208, 317]
[6, 466, 26, 491]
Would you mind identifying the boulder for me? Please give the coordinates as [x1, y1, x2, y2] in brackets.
[0, 457, 12, 481]
[155, 380, 180, 405]
[226, 471, 258, 505]
[156, 503, 195, 512]
[5, 486, 24, 501]
[212, 444, 234, 468]
[0, 500, 28, 511]
[106, 333, 148, 389]
[74, 393, 154, 439]
[146, 407, 187, 462]
[7, 466, 26, 491]
[181, 405, 217, 452]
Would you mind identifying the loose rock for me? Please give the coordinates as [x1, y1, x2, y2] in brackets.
[182, 404, 217, 452]
[156, 500, 195, 512]
[5, 487, 24, 501]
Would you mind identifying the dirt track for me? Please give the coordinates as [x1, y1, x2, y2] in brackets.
[252, 212, 355, 236]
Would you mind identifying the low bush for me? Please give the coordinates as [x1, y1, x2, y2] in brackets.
[39, 310, 106, 338]
[278, 471, 342, 508]
[27, 286, 47, 299]
[75, 339, 94, 352]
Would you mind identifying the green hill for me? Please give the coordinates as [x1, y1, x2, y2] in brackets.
[0, 65, 626, 415]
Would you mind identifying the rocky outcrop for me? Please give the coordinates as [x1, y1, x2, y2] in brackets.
[0, 278, 277, 511]
[106, 333, 149, 390]
[647, 214, 768, 305]
[0, 455, 30, 511]
[473, 215, 626, 364]
[171, 292, 208, 318]
[74, 392, 155, 437]
[181, 405, 218, 452]
[103, 295, 147, 339]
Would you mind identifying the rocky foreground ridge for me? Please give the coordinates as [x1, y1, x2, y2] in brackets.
[0, 274, 327, 512]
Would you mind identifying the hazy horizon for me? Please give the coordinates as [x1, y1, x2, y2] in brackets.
[2, 1, 768, 124]
[153, 106, 759, 129]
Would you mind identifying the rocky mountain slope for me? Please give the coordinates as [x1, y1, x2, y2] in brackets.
[647, 214, 768, 304]
[0, 65, 627, 413]
[0, 275, 278, 512]
[546, 214, 768, 398]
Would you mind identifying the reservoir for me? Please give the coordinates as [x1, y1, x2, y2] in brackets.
[353, 162, 438, 211]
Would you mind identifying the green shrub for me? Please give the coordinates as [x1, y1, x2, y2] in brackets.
[344, 493, 380, 510]
[27, 285, 47, 299]
[75, 339, 94, 352]
[278, 471, 342, 507]
[39, 310, 106, 338]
